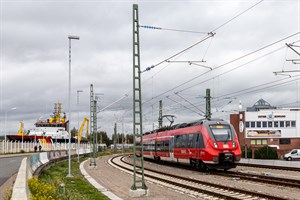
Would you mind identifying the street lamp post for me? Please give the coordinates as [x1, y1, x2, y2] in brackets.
[67, 35, 80, 177]
[4, 107, 17, 153]
[77, 90, 83, 162]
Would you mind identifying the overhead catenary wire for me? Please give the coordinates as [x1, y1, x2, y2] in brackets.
[142, 32, 300, 105]
[166, 96, 204, 116]
[174, 92, 205, 114]
[141, 33, 215, 73]
[211, 0, 264, 32]
[141, 0, 265, 73]
[177, 45, 286, 93]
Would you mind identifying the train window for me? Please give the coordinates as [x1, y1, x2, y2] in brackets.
[156, 141, 161, 151]
[164, 141, 169, 151]
[198, 133, 205, 148]
[181, 135, 187, 148]
[187, 134, 194, 148]
[209, 125, 232, 142]
[175, 135, 182, 148]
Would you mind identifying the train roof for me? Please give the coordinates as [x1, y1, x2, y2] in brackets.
[143, 118, 226, 135]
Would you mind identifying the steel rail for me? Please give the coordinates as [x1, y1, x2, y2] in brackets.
[111, 155, 288, 200]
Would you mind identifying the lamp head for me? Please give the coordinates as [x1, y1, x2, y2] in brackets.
[68, 35, 80, 40]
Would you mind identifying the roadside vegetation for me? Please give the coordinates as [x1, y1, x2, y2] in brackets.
[28, 149, 130, 200]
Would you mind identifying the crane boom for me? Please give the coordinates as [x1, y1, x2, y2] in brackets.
[78, 117, 89, 143]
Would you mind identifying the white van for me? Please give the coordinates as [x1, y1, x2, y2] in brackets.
[284, 149, 300, 161]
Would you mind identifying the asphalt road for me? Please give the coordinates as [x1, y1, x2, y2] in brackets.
[0, 156, 24, 186]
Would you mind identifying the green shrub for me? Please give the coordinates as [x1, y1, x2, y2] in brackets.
[254, 146, 278, 159]
[241, 146, 252, 158]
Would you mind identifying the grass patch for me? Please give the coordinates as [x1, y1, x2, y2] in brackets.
[38, 155, 109, 200]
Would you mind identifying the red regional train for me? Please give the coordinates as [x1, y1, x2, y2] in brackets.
[139, 119, 241, 170]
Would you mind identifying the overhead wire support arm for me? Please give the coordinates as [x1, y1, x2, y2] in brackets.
[139, 25, 209, 35]
[141, 32, 215, 73]
[286, 43, 300, 56]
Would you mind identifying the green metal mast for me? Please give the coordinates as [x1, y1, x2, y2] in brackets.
[158, 100, 162, 128]
[114, 123, 117, 154]
[90, 84, 96, 166]
[205, 88, 211, 119]
[131, 4, 147, 190]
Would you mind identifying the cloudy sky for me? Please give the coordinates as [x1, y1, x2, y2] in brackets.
[1, 0, 299, 137]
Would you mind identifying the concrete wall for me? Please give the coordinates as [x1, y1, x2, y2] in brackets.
[11, 148, 91, 200]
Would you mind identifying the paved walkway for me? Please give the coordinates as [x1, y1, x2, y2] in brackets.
[81, 155, 195, 200]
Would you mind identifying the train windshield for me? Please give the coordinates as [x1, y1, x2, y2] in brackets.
[209, 125, 233, 142]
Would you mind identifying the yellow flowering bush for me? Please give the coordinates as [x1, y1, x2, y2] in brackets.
[28, 178, 58, 200]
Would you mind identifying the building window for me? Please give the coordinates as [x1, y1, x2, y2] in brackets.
[250, 121, 255, 128]
[245, 121, 249, 128]
[286, 121, 290, 127]
[262, 139, 267, 145]
[256, 139, 262, 145]
[280, 121, 284, 127]
[250, 139, 267, 145]
[262, 121, 267, 128]
[279, 138, 291, 145]
[268, 121, 273, 128]
[291, 121, 296, 127]
[274, 121, 279, 127]
[257, 121, 261, 128]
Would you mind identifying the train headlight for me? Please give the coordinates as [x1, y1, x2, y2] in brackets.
[213, 142, 218, 148]
[232, 141, 236, 148]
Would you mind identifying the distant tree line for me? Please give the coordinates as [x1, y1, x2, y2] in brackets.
[71, 127, 134, 147]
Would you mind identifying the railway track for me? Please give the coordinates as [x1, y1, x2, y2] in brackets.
[110, 155, 289, 200]
[212, 171, 300, 189]
[238, 163, 300, 172]
[143, 157, 300, 189]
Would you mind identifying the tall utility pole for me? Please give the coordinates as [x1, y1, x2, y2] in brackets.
[67, 35, 80, 178]
[90, 84, 96, 167]
[131, 4, 147, 191]
[158, 100, 162, 129]
[205, 88, 211, 119]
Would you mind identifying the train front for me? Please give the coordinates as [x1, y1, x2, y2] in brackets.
[202, 120, 242, 170]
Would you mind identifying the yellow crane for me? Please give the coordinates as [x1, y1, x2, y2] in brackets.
[18, 121, 26, 136]
[78, 117, 89, 143]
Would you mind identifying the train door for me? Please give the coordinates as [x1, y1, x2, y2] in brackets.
[169, 136, 175, 162]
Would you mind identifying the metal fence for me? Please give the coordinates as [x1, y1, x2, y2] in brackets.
[0, 140, 90, 154]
